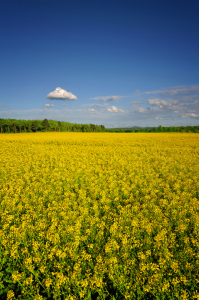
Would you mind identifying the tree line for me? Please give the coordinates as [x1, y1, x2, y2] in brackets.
[106, 125, 199, 133]
[0, 118, 105, 133]
[0, 119, 198, 133]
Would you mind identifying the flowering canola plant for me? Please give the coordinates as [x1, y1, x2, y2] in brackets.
[0, 132, 199, 300]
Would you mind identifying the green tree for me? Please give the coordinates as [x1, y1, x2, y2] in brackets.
[42, 119, 49, 131]
[12, 121, 17, 133]
[32, 120, 38, 132]
[58, 121, 62, 132]
[26, 121, 32, 132]
[21, 120, 27, 132]
[76, 124, 82, 132]
[17, 120, 23, 133]
[37, 120, 43, 132]
[0, 118, 4, 133]
[82, 124, 90, 132]
[48, 120, 58, 131]
[90, 124, 96, 132]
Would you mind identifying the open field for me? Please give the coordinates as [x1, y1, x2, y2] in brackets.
[0, 133, 199, 300]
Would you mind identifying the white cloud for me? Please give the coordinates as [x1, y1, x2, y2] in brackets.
[80, 103, 109, 109]
[46, 87, 77, 100]
[155, 117, 162, 120]
[92, 104, 104, 109]
[147, 98, 180, 111]
[142, 85, 199, 96]
[44, 104, 54, 107]
[181, 113, 199, 119]
[145, 89, 178, 95]
[148, 98, 168, 106]
[88, 108, 96, 113]
[138, 107, 149, 113]
[88, 108, 101, 115]
[107, 106, 124, 113]
[129, 101, 143, 107]
[62, 103, 67, 106]
[92, 95, 122, 102]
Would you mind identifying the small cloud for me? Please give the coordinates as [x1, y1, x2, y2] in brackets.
[181, 113, 199, 119]
[46, 87, 77, 100]
[145, 89, 178, 95]
[80, 103, 107, 109]
[194, 100, 199, 104]
[88, 108, 96, 113]
[143, 85, 199, 96]
[92, 104, 104, 109]
[135, 90, 141, 93]
[44, 104, 54, 107]
[148, 98, 166, 105]
[129, 101, 143, 107]
[147, 98, 180, 110]
[88, 108, 101, 115]
[155, 117, 162, 120]
[91, 104, 106, 109]
[107, 106, 124, 113]
[62, 103, 67, 106]
[91, 95, 122, 102]
[138, 107, 149, 113]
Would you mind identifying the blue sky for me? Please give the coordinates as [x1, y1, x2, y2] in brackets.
[0, 0, 199, 128]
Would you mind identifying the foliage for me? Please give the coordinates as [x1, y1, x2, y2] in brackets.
[0, 133, 199, 299]
[1, 118, 198, 134]
[0, 119, 105, 133]
[106, 125, 199, 133]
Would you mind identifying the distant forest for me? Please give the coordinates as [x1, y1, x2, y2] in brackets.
[107, 125, 199, 133]
[0, 118, 105, 133]
[0, 118, 198, 133]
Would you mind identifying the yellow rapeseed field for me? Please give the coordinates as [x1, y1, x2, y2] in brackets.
[0, 132, 199, 300]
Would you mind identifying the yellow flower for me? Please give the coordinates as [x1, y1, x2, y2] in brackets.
[1, 132, 199, 299]
[12, 271, 22, 283]
[7, 290, 15, 300]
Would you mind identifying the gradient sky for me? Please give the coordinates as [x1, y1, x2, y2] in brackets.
[0, 0, 199, 128]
